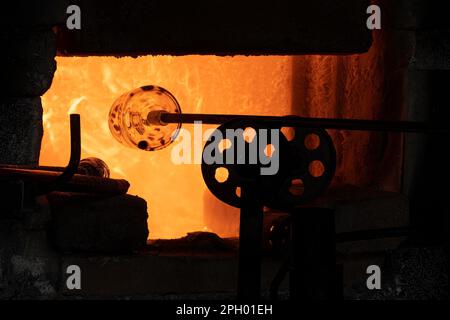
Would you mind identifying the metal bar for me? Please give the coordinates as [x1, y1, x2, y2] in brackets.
[0, 164, 66, 172]
[237, 183, 264, 300]
[159, 112, 448, 134]
[0, 167, 129, 195]
[37, 114, 81, 195]
[54, 114, 81, 185]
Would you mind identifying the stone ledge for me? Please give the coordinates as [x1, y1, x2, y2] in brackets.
[49, 193, 149, 254]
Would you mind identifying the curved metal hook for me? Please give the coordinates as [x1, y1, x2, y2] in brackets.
[39, 114, 81, 195]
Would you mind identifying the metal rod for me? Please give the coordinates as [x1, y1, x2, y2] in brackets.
[37, 114, 81, 195]
[54, 114, 81, 185]
[159, 112, 447, 134]
[0, 164, 66, 172]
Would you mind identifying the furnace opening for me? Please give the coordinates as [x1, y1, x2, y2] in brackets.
[42, 37, 401, 240]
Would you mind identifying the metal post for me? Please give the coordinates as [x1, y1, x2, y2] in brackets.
[289, 207, 340, 300]
[237, 183, 264, 300]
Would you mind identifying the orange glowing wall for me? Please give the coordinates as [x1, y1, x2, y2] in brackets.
[291, 31, 403, 191]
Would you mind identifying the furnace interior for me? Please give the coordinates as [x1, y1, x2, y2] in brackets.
[41, 31, 402, 239]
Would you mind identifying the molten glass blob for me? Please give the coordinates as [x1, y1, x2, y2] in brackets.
[108, 85, 182, 151]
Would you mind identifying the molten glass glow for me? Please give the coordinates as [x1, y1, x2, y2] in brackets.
[41, 56, 293, 239]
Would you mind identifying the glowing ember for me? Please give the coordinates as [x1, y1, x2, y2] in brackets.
[41, 56, 293, 239]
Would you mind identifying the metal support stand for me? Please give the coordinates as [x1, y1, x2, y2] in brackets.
[237, 183, 264, 300]
[289, 207, 342, 300]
